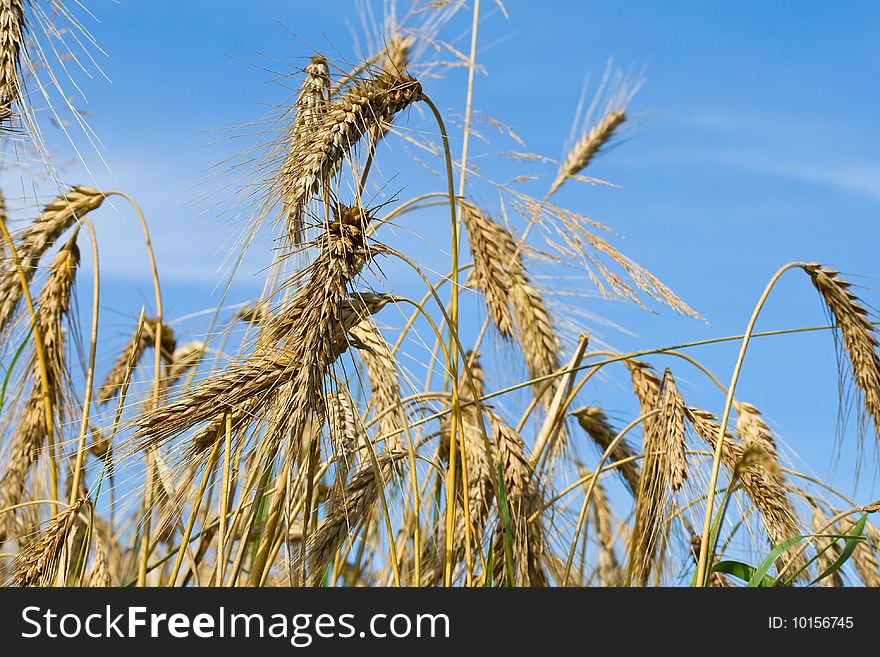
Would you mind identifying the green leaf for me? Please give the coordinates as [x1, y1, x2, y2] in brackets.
[496, 463, 515, 587]
[748, 534, 807, 587]
[711, 560, 767, 586]
[0, 327, 33, 414]
[810, 514, 868, 586]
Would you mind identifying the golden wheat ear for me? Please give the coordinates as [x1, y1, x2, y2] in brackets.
[802, 264, 880, 444]
[0, 0, 25, 123]
[0, 186, 105, 333]
[687, 407, 804, 578]
[572, 406, 641, 494]
[12, 498, 87, 587]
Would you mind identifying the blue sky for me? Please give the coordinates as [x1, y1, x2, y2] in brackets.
[8, 2, 880, 509]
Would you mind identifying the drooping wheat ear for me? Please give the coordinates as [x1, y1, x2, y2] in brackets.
[280, 54, 331, 242]
[96, 317, 176, 405]
[136, 205, 381, 447]
[572, 406, 641, 495]
[686, 407, 804, 577]
[627, 369, 686, 586]
[491, 416, 547, 587]
[350, 317, 404, 451]
[87, 424, 111, 460]
[811, 505, 843, 587]
[734, 401, 777, 457]
[234, 299, 270, 325]
[276, 71, 421, 243]
[0, 0, 24, 121]
[0, 186, 104, 333]
[550, 108, 626, 195]
[583, 468, 623, 586]
[371, 34, 414, 143]
[163, 340, 205, 388]
[302, 448, 406, 585]
[326, 391, 361, 511]
[511, 279, 560, 401]
[461, 201, 518, 337]
[459, 201, 561, 411]
[0, 233, 80, 541]
[13, 498, 86, 586]
[802, 264, 880, 443]
[85, 525, 112, 587]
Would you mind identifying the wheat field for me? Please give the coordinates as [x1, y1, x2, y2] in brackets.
[0, 0, 878, 588]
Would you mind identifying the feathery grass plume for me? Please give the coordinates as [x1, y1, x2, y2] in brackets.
[0, 232, 79, 541]
[518, 199, 701, 320]
[12, 498, 86, 586]
[96, 317, 176, 405]
[802, 264, 880, 443]
[275, 70, 421, 243]
[279, 54, 330, 242]
[136, 205, 383, 447]
[0, 186, 104, 333]
[627, 369, 687, 586]
[686, 407, 805, 577]
[734, 401, 777, 457]
[584, 469, 623, 586]
[811, 505, 843, 588]
[491, 416, 547, 587]
[572, 406, 641, 494]
[301, 448, 406, 586]
[0, 0, 24, 122]
[350, 317, 404, 451]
